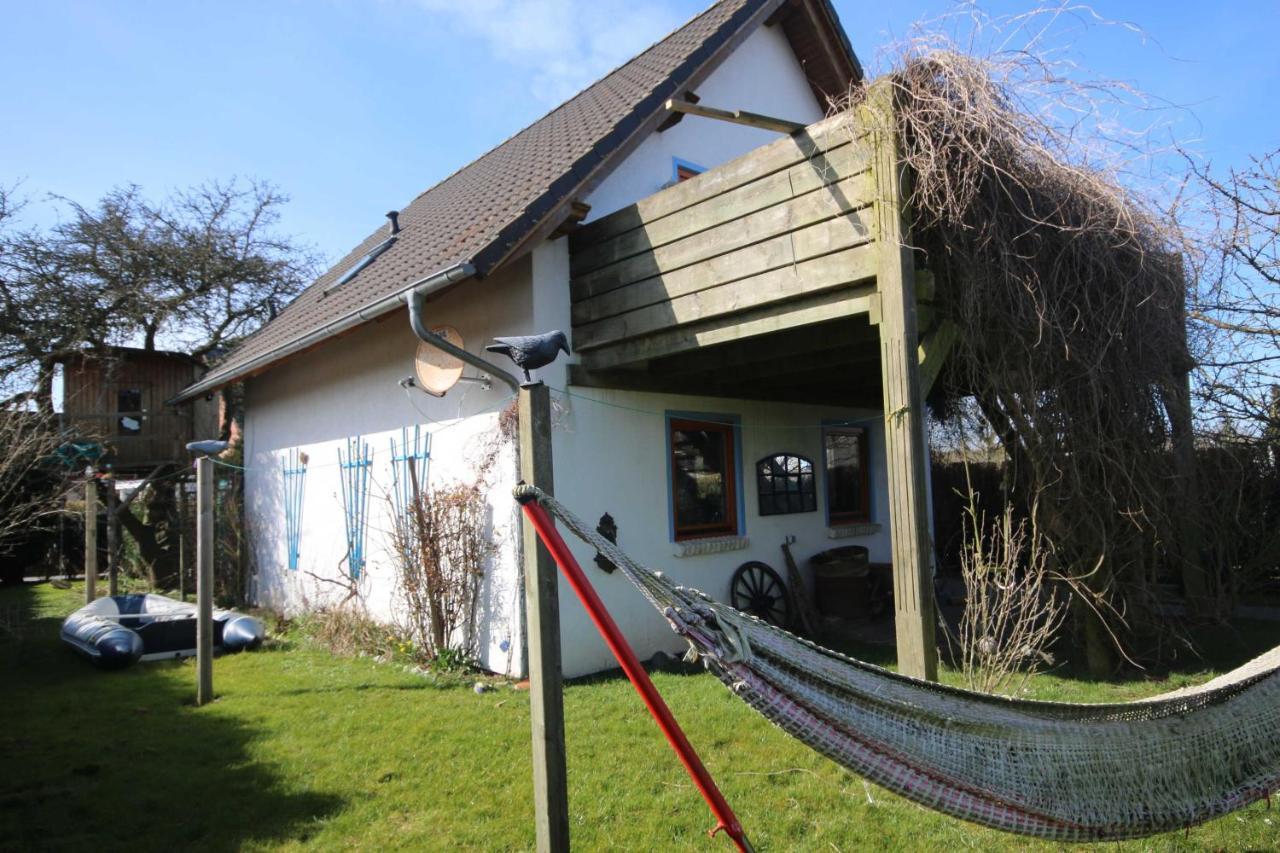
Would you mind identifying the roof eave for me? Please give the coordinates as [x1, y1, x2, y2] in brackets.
[169, 261, 476, 403]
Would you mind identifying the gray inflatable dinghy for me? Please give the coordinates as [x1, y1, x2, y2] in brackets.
[61, 593, 264, 669]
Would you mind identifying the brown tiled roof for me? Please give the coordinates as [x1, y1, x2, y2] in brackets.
[181, 0, 859, 398]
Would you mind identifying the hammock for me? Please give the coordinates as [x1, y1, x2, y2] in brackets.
[516, 485, 1280, 843]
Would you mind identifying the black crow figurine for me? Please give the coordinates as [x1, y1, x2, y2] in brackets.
[485, 330, 571, 383]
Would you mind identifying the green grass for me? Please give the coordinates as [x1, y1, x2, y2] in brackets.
[2, 581, 1279, 851]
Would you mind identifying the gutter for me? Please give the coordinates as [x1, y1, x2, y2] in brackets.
[171, 262, 477, 403]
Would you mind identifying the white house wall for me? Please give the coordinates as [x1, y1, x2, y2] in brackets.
[243, 261, 538, 676]
[548, 385, 891, 677]
[584, 23, 827, 221]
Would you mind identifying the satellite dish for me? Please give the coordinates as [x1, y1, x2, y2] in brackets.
[414, 325, 465, 396]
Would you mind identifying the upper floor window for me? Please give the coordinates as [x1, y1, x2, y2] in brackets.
[669, 416, 738, 540]
[756, 453, 816, 516]
[824, 427, 870, 524]
[117, 388, 143, 435]
[672, 157, 705, 183]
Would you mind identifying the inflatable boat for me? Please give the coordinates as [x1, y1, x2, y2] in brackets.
[61, 593, 265, 669]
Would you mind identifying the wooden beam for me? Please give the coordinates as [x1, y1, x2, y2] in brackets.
[566, 365, 881, 409]
[656, 90, 699, 132]
[571, 155, 872, 282]
[571, 113, 865, 249]
[196, 454, 215, 706]
[676, 344, 880, 386]
[574, 243, 876, 351]
[572, 214, 872, 326]
[647, 316, 876, 377]
[917, 319, 958, 397]
[549, 201, 592, 239]
[581, 283, 878, 371]
[868, 83, 938, 682]
[518, 383, 570, 852]
[106, 479, 119, 597]
[84, 473, 97, 603]
[663, 97, 807, 135]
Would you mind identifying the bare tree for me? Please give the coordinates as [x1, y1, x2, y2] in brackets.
[0, 406, 81, 583]
[1179, 150, 1280, 610]
[0, 180, 318, 408]
[1187, 150, 1280, 442]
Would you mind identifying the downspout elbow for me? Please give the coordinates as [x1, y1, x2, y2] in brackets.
[405, 285, 522, 394]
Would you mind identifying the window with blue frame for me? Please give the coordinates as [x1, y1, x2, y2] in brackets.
[668, 414, 740, 540]
[672, 157, 706, 183]
[824, 426, 871, 524]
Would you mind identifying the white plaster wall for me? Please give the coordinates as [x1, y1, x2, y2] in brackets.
[585, 23, 827, 221]
[243, 261, 536, 676]
[549, 387, 892, 677]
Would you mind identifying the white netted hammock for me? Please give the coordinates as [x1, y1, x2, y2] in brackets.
[518, 485, 1280, 842]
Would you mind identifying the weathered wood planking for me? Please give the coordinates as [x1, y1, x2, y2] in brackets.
[571, 173, 874, 303]
[518, 383, 570, 852]
[572, 112, 866, 249]
[580, 283, 877, 371]
[866, 84, 939, 683]
[575, 243, 876, 351]
[572, 212, 873, 327]
[571, 140, 871, 278]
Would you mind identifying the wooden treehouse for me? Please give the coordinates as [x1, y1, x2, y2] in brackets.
[567, 85, 948, 678]
[57, 346, 220, 475]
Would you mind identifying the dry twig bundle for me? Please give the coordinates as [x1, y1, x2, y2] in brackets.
[839, 32, 1196, 671]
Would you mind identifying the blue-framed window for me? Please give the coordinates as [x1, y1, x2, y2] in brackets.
[822, 422, 872, 525]
[672, 156, 706, 183]
[665, 411, 743, 541]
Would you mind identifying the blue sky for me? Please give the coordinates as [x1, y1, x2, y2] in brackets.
[3, 1, 1277, 267]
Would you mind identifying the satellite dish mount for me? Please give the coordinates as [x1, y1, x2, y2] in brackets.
[412, 326, 491, 397]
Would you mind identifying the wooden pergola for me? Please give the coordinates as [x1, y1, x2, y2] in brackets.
[565, 84, 947, 680]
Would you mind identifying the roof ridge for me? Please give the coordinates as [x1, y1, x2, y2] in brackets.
[395, 0, 732, 214]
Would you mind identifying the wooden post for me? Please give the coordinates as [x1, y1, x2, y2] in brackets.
[178, 479, 188, 602]
[106, 479, 119, 597]
[869, 84, 938, 682]
[195, 455, 215, 706]
[84, 471, 98, 603]
[518, 382, 569, 852]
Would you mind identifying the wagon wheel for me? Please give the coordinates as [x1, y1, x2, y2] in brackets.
[730, 561, 789, 628]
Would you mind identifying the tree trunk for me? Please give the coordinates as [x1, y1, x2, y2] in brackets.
[1078, 600, 1117, 679]
[1163, 371, 1212, 619]
[35, 358, 57, 415]
[115, 475, 182, 589]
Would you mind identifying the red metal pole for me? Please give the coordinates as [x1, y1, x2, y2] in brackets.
[518, 497, 753, 852]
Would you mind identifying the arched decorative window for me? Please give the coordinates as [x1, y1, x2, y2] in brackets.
[756, 453, 816, 516]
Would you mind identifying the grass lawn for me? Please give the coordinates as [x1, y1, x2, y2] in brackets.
[3, 581, 1279, 851]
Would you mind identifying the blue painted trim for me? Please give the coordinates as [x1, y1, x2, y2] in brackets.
[664, 410, 744, 542]
[338, 436, 373, 579]
[671, 156, 707, 183]
[282, 449, 307, 571]
[389, 425, 431, 523]
[821, 417, 877, 525]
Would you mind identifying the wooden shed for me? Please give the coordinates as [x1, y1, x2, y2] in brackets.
[58, 346, 219, 474]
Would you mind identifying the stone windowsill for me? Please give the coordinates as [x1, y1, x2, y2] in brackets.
[672, 535, 750, 558]
[827, 522, 882, 539]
